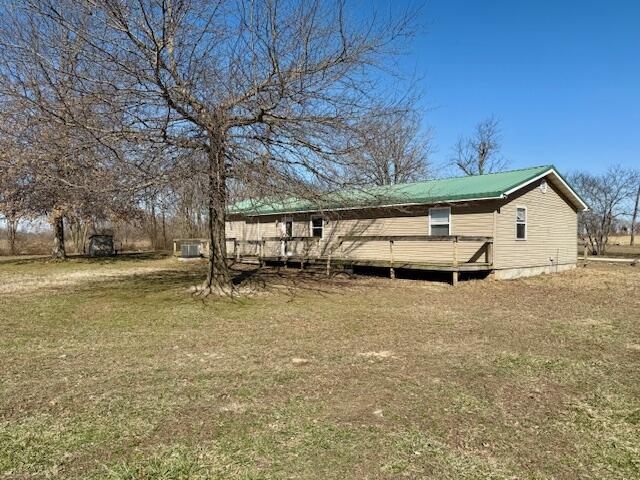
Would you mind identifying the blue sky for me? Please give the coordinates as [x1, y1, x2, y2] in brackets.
[374, 0, 640, 175]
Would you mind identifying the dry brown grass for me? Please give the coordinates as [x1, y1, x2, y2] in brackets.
[579, 235, 640, 258]
[1, 256, 639, 479]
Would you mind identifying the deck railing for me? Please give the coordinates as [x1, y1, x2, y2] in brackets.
[232, 236, 321, 265]
[336, 235, 493, 280]
[230, 234, 491, 266]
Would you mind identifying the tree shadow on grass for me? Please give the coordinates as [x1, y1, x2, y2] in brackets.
[80, 263, 359, 302]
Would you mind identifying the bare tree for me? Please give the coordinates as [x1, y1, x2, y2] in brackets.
[345, 110, 432, 186]
[0, 145, 26, 255]
[21, 0, 418, 294]
[569, 166, 637, 255]
[0, 2, 168, 259]
[0, 5, 97, 259]
[451, 116, 508, 176]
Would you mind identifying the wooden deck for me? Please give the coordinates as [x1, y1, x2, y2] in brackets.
[226, 235, 494, 285]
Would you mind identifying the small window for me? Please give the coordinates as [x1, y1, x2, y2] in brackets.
[429, 207, 451, 236]
[516, 207, 527, 240]
[279, 218, 293, 237]
[311, 216, 324, 238]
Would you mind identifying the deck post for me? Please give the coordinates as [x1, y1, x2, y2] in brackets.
[486, 241, 493, 265]
[326, 253, 331, 276]
[583, 242, 588, 264]
[389, 240, 395, 279]
[452, 236, 459, 267]
[235, 240, 240, 262]
[452, 270, 459, 286]
[259, 240, 264, 267]
[285, 240, 290, 269]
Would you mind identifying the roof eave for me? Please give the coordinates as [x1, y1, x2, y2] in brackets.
[229, 193, 507, 217]
[502, 167, 589, 211]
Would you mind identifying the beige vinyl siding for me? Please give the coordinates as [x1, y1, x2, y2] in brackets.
[225, 220, 245, 239]
[494, 178, 577, 269]
[230, 204, 494, 264]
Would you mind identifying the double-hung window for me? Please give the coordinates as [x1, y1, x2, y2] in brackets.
[311, 216, 324, 238]
[516, 207, 527, 240]
[429, 207, 451, 236]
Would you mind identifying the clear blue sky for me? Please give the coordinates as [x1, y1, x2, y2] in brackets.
[375, 0, 639, 175]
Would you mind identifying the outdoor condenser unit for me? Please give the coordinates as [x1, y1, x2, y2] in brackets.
[181, 243, 200, 258]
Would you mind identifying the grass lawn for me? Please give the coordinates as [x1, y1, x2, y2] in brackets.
[578, 235, 640, 259]
[1, 254, 639, 479]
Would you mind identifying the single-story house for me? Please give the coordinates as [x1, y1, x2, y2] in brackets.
[223, 165, 588, 283]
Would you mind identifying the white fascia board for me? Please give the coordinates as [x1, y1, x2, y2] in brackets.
[503, 168, 589, 211]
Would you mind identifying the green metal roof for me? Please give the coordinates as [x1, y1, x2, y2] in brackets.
[229, 165, 579, 216]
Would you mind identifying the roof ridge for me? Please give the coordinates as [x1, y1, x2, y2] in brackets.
[228, 164, 573, 216]
[386, 164, 554, 188]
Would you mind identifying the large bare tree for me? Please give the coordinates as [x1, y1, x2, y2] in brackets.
[451, 116, 508, 176]
[345, 110, 433, 186]
[0, 5, 106, 259]
[20, 0, 417, 293]
[0, 1, 175, 259]
[0, 144, 27, 256]
[570, 166, 637, 255]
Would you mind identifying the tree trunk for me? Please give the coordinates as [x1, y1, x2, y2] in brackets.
[161, 208, 167, 250]
[51, 213, 67, 260]
[631, 183, 640, 246]
[81, 220, 91, 254]
[68, 217, 86, 254]
[204, 132, 232, 294]
[7, 215, 18, 256]
[149, 200, 158, 249]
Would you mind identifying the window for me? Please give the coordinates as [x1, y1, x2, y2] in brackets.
[279, 218, 293, 237]
[516, 207, 527, 240]
[429, 207, 451, 236]
[311, 216, 324, 238]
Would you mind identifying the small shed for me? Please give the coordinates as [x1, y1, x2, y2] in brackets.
[88, 234, 115, 257]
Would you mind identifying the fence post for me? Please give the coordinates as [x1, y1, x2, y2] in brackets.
[389, 239, 395, 279]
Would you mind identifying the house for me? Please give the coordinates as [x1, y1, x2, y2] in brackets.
[224, 165, 588, 284]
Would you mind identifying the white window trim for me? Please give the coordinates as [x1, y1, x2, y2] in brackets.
[515, 206, 527, 241]
[428, 207, 451, 235]
[310, 215, 324, 239]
